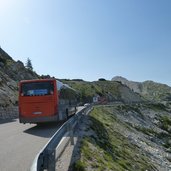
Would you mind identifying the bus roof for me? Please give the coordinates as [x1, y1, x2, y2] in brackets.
[19, 79, 77, 92]
[19, 78, 56, 83]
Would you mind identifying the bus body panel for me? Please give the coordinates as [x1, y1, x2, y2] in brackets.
[20, 100, 55, 116]
[19, 79, 58, 123]
[18, 79, 77, 124]
[19, 115, 58, 124]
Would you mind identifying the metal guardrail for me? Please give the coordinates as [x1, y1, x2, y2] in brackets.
[30, 106, 92, 171]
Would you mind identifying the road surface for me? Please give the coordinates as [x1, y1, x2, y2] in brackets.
[0, 107, 84, 171]
[0, 119, 62, 171]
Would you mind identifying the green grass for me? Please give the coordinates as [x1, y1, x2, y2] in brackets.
[159, 115, 171, 132]
[116, 104, 145, 119]
[135, 126, 157, 136]
[147, 103, 168, 111]
[73, 106, 156, 171]
[156, 131, 171, 149]
[73, 160, 86, 171]
[142, 81, 171, 102]
[62, 80, 123, 103]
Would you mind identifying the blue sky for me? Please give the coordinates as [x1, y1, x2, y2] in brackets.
[0, 0, 171, 85]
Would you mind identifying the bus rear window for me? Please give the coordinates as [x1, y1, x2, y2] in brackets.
[21, 81, 54, 96]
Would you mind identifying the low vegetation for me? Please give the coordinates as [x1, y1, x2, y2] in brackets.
[73, 106, 156, 171]
[142, 81, 171, 102]
[62, 79, 142, 104]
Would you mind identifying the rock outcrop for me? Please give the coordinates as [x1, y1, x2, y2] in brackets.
[112, 76, 171, 102]
[0, 47, 39, 106]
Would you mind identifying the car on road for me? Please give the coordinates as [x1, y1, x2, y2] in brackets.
[84, 103, 90, 107]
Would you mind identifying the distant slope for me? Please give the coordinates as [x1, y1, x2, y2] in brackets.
[142, 81, 171, 101]
[0, 48, 39, 106]
[112, 76, 171, 102]
[62, 79, 143, 104]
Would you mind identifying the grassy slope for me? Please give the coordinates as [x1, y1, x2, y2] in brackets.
[142, 81, 171, 101]
[73, 106, 156, 171]
[61, 80, 121, 103]
[62, 80, 142, 103]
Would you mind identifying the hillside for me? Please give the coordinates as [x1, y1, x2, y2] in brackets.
[2, 48, 171, 170]
[1, 47, 171, 106]
[0, 48, 39, 106]
[0, 48, 144, 107]
[112, 76, 171, 102]
[61, 79, 143, 104]
[72, 103, 171, 171]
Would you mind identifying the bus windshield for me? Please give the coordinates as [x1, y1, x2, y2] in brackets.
[21, 81, 54, 96]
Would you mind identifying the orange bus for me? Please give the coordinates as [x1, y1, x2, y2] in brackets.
[19, 79, 78, 124]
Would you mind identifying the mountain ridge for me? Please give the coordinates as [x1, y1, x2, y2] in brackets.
[112, 76, 171, 102]
[0, 47, 171, 106]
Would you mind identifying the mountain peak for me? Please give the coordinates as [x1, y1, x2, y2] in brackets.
[112, 75, 171, 102]
[111, 76, 128, 82]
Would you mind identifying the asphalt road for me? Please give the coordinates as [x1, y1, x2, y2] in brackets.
[0, 119, 62, 171]
[0, 107, 84, 171]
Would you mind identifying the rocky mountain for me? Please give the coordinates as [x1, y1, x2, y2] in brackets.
[0, 47, 143, 107]
[0, 47, 39, 106]
[112, 76, 171, 102]
[1, 46, 170, 107]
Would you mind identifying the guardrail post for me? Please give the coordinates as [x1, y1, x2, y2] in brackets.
[47, 149, 56, 171]
[70, 129, 74, 145]
[68, 122, 74, 145]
